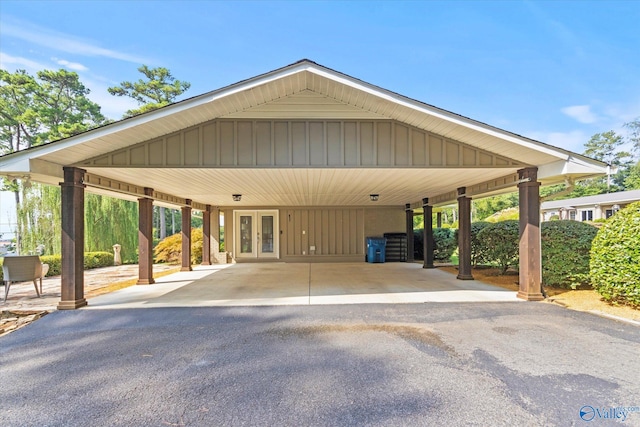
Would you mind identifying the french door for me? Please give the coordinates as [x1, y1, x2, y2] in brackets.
[234, 210, 279, 259]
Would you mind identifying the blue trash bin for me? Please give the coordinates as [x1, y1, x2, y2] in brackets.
[366, 237, 387, 263]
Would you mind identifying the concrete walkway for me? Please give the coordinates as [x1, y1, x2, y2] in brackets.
[88, 262, 519, 309]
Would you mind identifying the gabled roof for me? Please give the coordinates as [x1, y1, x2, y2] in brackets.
[541, 189, 640, 210]
[0, 59, 608, 208]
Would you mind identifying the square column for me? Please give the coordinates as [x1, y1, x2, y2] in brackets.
[58, 167, 87, 310]
[137, 188, 155, 285]
[405, 204, 415, 262]
[181, 200, 192, 272]
[436, 212, 442, 228]
[422, 198, 435, 269]
[517, 167, 544, 301]
[457, 187, 474, 280]
[202, 205, 212, 265]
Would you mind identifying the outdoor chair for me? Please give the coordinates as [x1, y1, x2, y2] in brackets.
[1, 255, 50, 302]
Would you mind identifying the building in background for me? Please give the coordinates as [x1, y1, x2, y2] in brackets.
[540, 189, 640, 222]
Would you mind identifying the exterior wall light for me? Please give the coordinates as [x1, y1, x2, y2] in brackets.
[232, 194, 242, 202]
[369, 194, 379, 202]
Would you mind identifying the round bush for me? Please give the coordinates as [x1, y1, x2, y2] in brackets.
[470, 221, 491, 267]
[590, 202, 640, 307]
[411, 228, 457, 261]
[154, 228, 203, 265]
[433, 228, 458, 261]
[476, 220, 519, 274]
[540, 221, 597, 288]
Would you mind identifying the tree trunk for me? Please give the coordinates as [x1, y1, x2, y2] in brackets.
[159, 206, 166, 239]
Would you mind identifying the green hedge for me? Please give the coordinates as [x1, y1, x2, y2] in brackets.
[540, 221, 598, 288]
[413, 228, 458, 262]
[590, 202, 640, 307]
[470, 221, 491, 267]
[1, 251, 114, 281]
[476, 220, 520, 274]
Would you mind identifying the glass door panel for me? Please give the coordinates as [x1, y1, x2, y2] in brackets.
[260, 215, 274, 254]
[239, 215, 253, 255]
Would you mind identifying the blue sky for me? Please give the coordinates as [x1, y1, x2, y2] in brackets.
[1, 0, 640, 235]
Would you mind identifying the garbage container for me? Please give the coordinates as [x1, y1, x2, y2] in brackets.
[366, 236, 386, 263]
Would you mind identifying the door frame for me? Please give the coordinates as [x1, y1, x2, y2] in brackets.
[233, 210, 279, 259]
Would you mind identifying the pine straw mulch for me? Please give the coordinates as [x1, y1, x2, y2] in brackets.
[439, 266, 640, 322]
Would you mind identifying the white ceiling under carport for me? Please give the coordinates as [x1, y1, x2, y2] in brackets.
[0, 59, 607, 209]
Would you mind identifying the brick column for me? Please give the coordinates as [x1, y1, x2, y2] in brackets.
[137, 188, 155, 285]
[422, 198, 434, 269]
[202, 205, 212, 265]
[405, 203, 414, 262]
[181, 200, 192, 272]
[457, 187, 473, 280]
[518, 167, 544, 300]
[58, 167, 87, 310]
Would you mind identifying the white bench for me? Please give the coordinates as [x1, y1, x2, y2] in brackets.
[1, 256, 50, 302]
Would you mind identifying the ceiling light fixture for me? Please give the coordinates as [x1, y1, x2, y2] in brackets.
[369, 194, 379, 202]
[232, 194, 242, 202]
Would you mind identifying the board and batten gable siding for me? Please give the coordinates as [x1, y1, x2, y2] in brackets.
[80, 119, 523, 168]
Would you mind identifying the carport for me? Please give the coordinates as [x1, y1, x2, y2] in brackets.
[0, 59, 607, 309]
[86, 263, 519, 308]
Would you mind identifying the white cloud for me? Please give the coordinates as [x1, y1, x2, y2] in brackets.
[561, 105, 598, 124]
[0, 52, 48, 72]
[1, 17, 151, 64]
[53, 58, 88, 72]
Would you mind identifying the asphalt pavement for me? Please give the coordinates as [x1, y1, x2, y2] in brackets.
[1, 302, 639, 426]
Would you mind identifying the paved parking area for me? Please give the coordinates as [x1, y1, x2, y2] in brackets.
[1, 302, 638, 426]
[87, 263, 519, 308]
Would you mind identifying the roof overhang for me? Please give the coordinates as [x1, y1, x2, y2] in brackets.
[0, 59, 607, 208]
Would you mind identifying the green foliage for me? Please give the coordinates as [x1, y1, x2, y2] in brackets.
[476, 220, 520, 274]
[108, 65, 191, 117]
[85, 194, 138, 263]
[470, 222, 491, 266]
[590, 202, 640, 307]
[485, 207, 519, 223]
[625, 161, 640, 190]
[412, 228, 458, 261]
[16, 183, 61, 255]
[472, 193, 518, 221]
[154, 228, 203, 265]
[433, 228, 458, 261]
[40, 255, 61, 276]
[540, 221, 598, 288]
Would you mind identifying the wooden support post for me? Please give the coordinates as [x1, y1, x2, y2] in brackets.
[181, 200, 192, 272]
[436, 212, 442, 228]
[58, 167, 87, 310]
[422, 198, 435, 269]
[202, 205, 212, 265]
[137, 188, 155, 285]
[405, 203, 414, 262]
[517, 167, 545, 301]
[457, 187, 474, 280]
[212, 207, 221, 263]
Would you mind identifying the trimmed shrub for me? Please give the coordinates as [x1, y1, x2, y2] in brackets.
[476, 220, 519, 274]
[470, 221, 491, 267]
[433, 228, 458, 261]
[590, 202, 640, 307]
[0, 252, 114, 280]
[540, 221, 597, 288]
[412, 228, 458, 261]
[154, 228, 203, 265]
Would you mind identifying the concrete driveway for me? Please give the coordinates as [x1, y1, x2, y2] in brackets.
[1, 303, 639, 426]
[87, 263, 519, 308]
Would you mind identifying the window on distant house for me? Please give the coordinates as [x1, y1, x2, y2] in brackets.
[581, 210, 593, 221]
[569, 211, 576, 221]
[605, 209, 614, 218]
